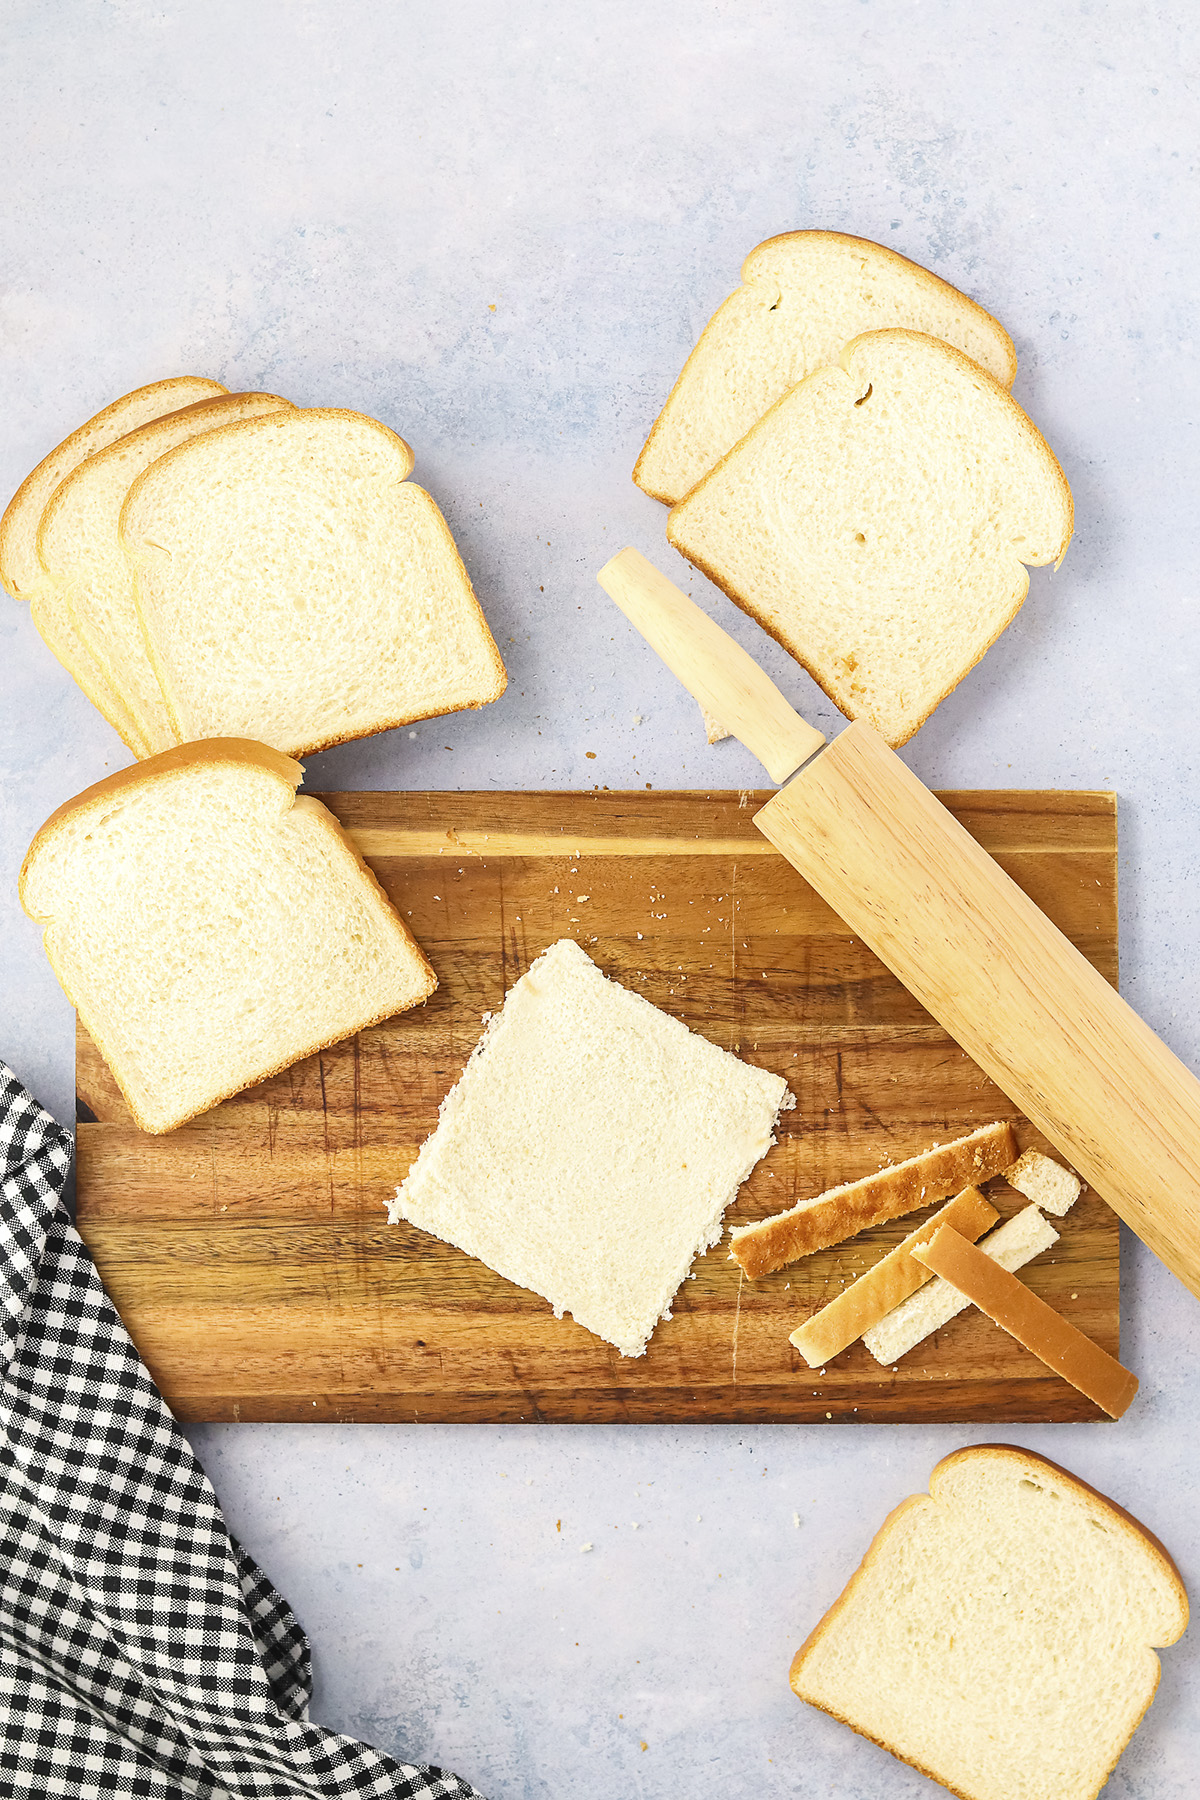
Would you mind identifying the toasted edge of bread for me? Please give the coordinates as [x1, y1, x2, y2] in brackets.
[729, 1120, 1017, 1279]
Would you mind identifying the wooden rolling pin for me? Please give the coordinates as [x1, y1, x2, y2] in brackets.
[598, 546, 1200, 1306]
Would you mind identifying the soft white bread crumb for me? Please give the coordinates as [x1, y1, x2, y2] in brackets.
[119, 408, 507, 757]
[863, 1203, 1058, 1365]
[20, 740, 436, 1133]
[790, 1444, 1188, 1800]
[1, 376, 227, 753]
[667, 329, 1073, 747]
[389, 937, 791, 1357]
[38, 393, 293, 757]
[1006, 1146, 1083, 1216]
[634, 231, 1016, 505]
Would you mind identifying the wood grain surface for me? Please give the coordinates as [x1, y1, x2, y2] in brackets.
[74, 788, 1120, 1424]
[759, 722, 1200, 1304]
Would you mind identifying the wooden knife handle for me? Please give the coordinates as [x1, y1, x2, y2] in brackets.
[758, 722, 1200, 1307]
[597, 547, 825, 783]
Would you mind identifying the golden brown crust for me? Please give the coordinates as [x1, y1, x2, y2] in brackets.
[39, 393, 295, 755]
[935, 1445, 1188, 1626]
[667, 329, 1072, 746]
[743, 231, 1018, 386]
[117, 412, 506, 752]
[634, 231, 1017, 506]
[20, 739, 302, 899]
[21, 738, 437, 1134]
[837, 329, 1072, 555]
[790, 1443, 1187, 1800]
[730, 1121, 1017, 1279]
[1, 377, 227, 600]
[912, 1226, 1139, 1418]
[788, 1186, 998, 1365]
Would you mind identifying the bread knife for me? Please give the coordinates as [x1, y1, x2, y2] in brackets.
[598, 546, 1200, 1306]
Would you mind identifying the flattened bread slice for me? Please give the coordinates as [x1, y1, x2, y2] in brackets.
[1, 376, 227, 752]
[390, 938, 791, 1357]
[20, 740, 436, 1133]
[791, 1444, 1188, 1800]
[120, 409, 507, 757]
[635, 232, 1016, 505]
[668, 329, 1073, 746]
[39, 392, 294, 756]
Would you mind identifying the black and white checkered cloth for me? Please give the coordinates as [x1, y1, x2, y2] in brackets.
[0, 1062, 484, 1800]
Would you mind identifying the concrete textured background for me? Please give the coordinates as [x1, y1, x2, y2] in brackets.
[2, 2, 1197, 1794]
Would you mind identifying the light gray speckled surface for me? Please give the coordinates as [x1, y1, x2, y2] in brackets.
[3, 3, 1198, 1795]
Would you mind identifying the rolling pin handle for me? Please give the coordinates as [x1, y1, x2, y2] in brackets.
[597, 547, 825, 784]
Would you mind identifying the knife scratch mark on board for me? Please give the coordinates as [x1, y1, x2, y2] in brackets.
[316, 1050, 335, 1217]
[729, 860, 740, 1053]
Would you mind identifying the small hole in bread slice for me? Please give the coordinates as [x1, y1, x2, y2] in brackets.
[854, 383, 873, 406]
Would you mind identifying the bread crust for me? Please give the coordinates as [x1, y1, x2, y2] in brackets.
[788, 1185, 998, 1365]
[20, 738, 437, 1134]
[633, 230, 1017, 505]
[741, 232, 1018, 389]
[730, 1121, 1017, 1278]
[1, 376, 227, 600]
[667, 328, 1074, 747]
[790, 1444, 1188, 1800]
[118, 409, 507, 755]
[912, 1224, 1138, 1417]
[38, 393, 294, 756]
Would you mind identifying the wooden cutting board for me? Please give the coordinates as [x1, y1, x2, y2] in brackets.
[75, 788, 1120, 1424]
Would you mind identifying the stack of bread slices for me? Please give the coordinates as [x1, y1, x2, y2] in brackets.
[633, 231, 1073, 748]
[2, 378, 507, 759]
[8, 377, 510, 1133]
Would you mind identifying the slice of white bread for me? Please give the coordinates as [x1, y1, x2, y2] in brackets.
[1006, 1145, 1083, 1216]
[864, 1202, 1058, 1365]
[789, 1186, 998, 1367]
[1, 376, 226, 600]
[790, 1444, 1188, 1800]
[19, 740, 436, 1133]
[388, 937, 791, 1357]
[1, 376, 227, 752]
[729, 1120, 1017, 1280]
[39, 393, 294, 757]
[119, 409, 507, 757]
[667, 329, 1073, 747]
[635, 231, 1016, 505]
[912, 1224, 1137, 1418]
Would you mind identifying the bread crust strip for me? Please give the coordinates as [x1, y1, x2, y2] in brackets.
[912, 1225, 1138, 1419]
[729, 1121, 1017, 1279]
[789, 1186, 998, 1367]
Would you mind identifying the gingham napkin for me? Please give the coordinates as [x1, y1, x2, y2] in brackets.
[0, 1061, 483, 1800]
